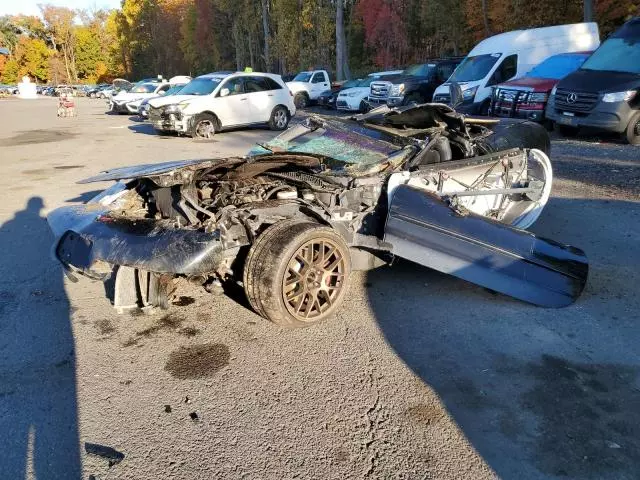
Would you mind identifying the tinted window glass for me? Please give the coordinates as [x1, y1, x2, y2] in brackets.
[450, 54, 501, 82]
[221, 77, 245, 95]
[403, 64, 436, 77]
[245, 77, 270, 92]
[312, 73, 325, 83]
[491, 54, 517, 84]
[264, 77, 283, 90]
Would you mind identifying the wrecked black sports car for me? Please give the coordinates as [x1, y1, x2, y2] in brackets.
[48, 103, 588, 327]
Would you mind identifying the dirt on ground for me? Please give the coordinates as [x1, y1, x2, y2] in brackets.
[0, 98, 638, 480]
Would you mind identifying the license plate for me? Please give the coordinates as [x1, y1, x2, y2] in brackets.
[557, 115, 576, 126]
[562, 112, 575, 117]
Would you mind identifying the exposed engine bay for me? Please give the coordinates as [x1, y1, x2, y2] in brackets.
[48, 104, 587, 327]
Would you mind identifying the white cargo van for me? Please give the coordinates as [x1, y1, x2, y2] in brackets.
[432, 23, 600, 114]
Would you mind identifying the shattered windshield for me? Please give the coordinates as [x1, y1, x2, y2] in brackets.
[252, 120, 414, 174]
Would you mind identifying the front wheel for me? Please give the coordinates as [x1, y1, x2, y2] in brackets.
[243, 220, 351, 327]
[294, 92, 309, 109]
[625, 111, 640, 145]
[190, 113, 217, 139]
[269, 106, 290, 130]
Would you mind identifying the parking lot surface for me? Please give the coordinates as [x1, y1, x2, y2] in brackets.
[0, 97, 639, 480]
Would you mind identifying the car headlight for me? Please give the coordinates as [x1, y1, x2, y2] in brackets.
[602, 90, 636, 103]
[550, 85, 557, 96]
[529, 92, 548, 103]
[462, 86, 478, 101]
[389, 83, 405, 96]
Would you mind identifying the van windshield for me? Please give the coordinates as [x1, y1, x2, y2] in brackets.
[580, 38, 640, 75]
[449, 54, 501, 82]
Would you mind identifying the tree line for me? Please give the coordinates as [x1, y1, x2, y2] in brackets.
[1, 0, 638, 85]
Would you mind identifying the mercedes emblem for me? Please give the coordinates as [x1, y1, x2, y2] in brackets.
[567, 92, 578, 104]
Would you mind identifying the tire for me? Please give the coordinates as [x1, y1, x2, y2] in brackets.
[269, 106, 290, 131]
[625, 111, 640, 146]
[478, 100, 490, 116]
[403, 93, 423, 106]
[556, 124, 579, 137]
[294, 92, 309, 109]
[190, 112, 217, 139]
[90, 92, 96, 98]
[359, 100, 371, 113]
[243, 220, 351, 327]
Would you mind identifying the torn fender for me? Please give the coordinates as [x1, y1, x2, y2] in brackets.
[384, 185, 588, 307]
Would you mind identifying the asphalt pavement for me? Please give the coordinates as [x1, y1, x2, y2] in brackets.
[0, 97, 638, 480]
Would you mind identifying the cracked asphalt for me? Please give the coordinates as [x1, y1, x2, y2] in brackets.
[0, 97, 639, 480]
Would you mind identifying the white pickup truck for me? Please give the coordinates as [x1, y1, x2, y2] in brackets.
[286, 70, 331, 109]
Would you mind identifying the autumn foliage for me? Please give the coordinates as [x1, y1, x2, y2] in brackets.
[0, 0, 638, 84]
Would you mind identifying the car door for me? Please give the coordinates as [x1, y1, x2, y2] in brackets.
[216, 77, 254, 126]
[244, 76, 273, 122]
[310, 72, 329, 98]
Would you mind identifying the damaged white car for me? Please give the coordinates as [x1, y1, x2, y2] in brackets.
[48, 98, 588, 327]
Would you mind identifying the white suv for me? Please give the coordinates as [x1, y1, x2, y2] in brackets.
[147, 72, 296, 138]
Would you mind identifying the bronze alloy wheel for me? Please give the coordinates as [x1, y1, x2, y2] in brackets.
[282, 238, 347, 321]
[243, 220, 351, 327]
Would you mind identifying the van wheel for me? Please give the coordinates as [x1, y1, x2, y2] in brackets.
[243, 220, 351, 328]
[294, 93, 309, 109]
[625, 112, 640, 145]
[269, 106, 290, 130]
[479, 100, 490, 116]
[556, 124, 579, 137]
[190, 113, 217, 139]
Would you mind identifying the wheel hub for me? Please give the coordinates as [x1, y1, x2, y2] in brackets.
[283, 239, 346, 321]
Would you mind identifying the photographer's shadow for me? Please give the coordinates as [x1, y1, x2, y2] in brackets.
[0, 197, 81, 479]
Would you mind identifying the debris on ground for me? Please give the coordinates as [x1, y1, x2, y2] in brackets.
[85, 442, 125, 467]
[164, 404, 172, 413]
[189, 412, 199, 421]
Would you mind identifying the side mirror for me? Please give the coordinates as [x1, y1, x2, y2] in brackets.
[449, 82, 463, 109]
[220, 88, 230, 97]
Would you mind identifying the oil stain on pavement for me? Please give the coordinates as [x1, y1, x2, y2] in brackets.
[2, 129, 75, 146]
[164, 343, 230, 379]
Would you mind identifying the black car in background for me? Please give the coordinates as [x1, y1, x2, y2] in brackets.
[546, 17, 640, 144]
[368, 58, 463, 106]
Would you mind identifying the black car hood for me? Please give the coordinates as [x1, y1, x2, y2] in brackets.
[557, 69, 640, 93]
